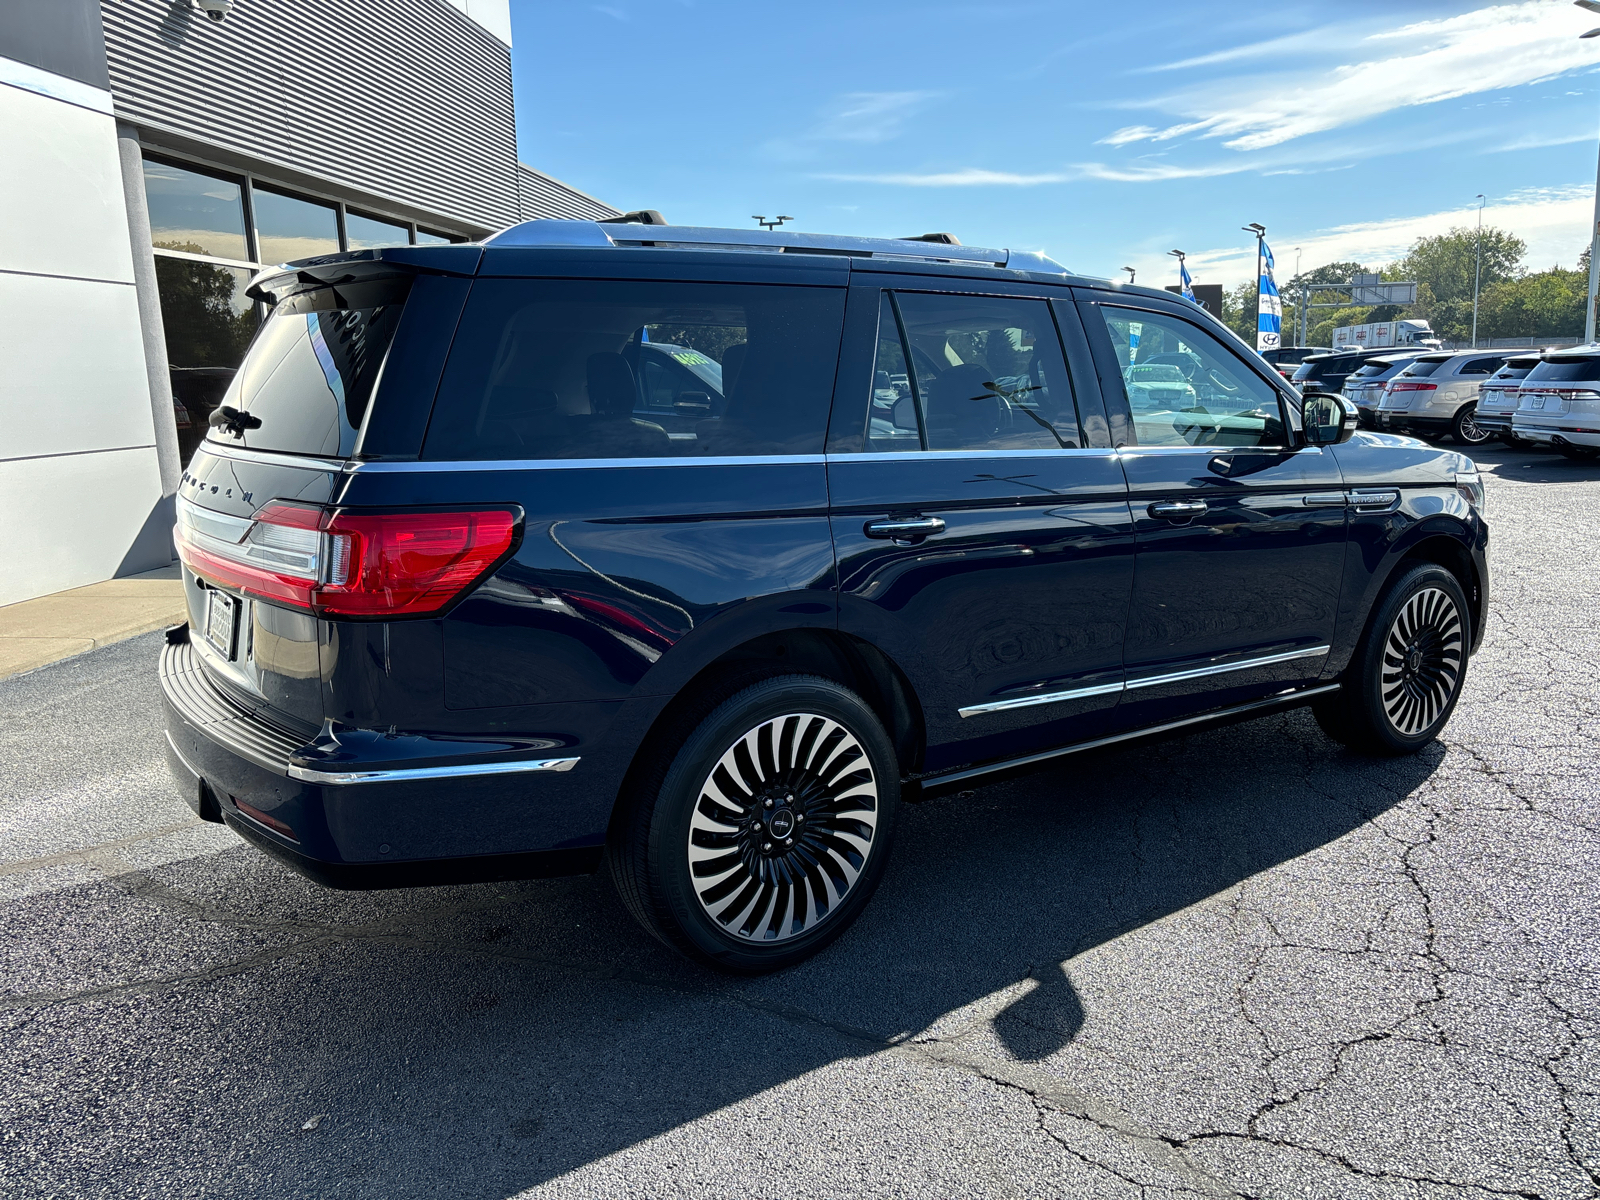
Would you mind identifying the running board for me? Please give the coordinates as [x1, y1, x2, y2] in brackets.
[916, 684, 1342, 795]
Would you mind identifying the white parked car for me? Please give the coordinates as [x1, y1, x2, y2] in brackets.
[1510, 347, 1600, 460]
[1375, 349, 1507, 445]
[1472, 354, 1541, 444]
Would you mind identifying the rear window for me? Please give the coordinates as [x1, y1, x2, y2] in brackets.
[1524, 356, 1600, 383]
[205, 279, 409, 457]
[423, 280, 846, 460]
[1491, 358, 1539, 381]
[1458, 356, 1505, 376]
[1399, 357, 1448, 378]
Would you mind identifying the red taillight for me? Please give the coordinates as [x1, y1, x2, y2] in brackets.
[318, 510, 517, 616]
[1389, 381, 1437, 392]
[175, 500, 517, 618]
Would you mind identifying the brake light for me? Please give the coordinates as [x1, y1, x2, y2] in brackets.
[175, 500, 517, 618]
[1388, 382, 1437, 392]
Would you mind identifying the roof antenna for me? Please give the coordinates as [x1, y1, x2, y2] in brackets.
[752, 215, 793, 231]
[1122, 266, 1136, 284]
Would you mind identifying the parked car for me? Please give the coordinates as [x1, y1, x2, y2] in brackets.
[162, 221, 1489, 972]
[1376, 350, 1507, 445]
[1341, 351, 1428, 429]
[1260, 345, 1331, 383]
[1292, 347, 1395, 395]
[1473, 354, 1542, 444]
[1510, 346, 1600, 459]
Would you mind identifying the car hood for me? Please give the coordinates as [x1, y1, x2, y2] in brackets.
[1330, 430, 1476, 486]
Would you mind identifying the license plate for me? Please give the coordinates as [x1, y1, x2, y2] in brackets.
[204, 589, 239, 659]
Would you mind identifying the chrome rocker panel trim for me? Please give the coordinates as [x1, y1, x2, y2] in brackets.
[958, 645, 1329, 717]
[933, 684, 1343, 790]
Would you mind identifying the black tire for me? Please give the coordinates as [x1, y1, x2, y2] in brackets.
[1313, 563, 1471, 756]
[607, 674, 899, 973]
[1555, 442, 1600, 461]
[1452, 405, 1492, 446]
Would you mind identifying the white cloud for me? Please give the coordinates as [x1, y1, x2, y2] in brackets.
[817, 161, 1252, 186]
[1113, 186, 1595, 290]
[812, 92, 940, 144]
[1110, 3, 1599, 152]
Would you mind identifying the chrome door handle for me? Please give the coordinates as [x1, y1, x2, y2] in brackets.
[864, 516, 946, 541]
[1147, 500, 1208, 521]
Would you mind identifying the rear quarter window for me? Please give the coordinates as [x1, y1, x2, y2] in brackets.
[423, 279, 846, 460]
[205, 278, 410, 457]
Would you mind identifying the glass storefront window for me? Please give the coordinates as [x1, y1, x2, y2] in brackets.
[345, 211, 411, 249]
[415, 229, 459, 246]
[154, 257, 261, 463]
[254, 187, 340, 265]
[143, 159, 249, 262]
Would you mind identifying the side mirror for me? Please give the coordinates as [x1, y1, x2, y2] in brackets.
[891, 395, 920, 432]
[1303, 393, 1357, 446]
[674, 391, 712, 414]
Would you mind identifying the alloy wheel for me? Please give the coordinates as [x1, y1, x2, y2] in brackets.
[686, 713, 878, 943]
[1380, 586, 1465, 736]
[1455, 411, 1490, 445]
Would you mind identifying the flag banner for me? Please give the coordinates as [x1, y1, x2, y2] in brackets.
[1179, 259, 1197, 304]
[1257, 240, 1282, 352]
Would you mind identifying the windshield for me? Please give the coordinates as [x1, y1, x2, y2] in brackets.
[1523, 357, 1600, 383]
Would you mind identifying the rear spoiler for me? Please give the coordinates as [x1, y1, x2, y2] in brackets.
[246, 245, 482, 305]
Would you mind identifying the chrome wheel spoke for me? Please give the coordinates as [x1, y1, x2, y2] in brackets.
[687, 711, 878, 944]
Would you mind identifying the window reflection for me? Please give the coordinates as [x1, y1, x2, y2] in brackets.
[253, 187, 340, 264]
[345, 211, 410, 250]
[416, 229, 460, 246]
[143, 159, 249, 262]
[154, 257, 260, 464]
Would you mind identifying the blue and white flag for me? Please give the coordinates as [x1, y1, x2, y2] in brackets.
[1179, 258, 1197, 304]
[1257, 240, 1282, 352]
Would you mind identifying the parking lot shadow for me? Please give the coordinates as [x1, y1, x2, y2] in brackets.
[4, 708, 1442, 1197]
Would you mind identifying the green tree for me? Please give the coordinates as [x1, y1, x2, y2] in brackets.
[1391, 226, 1525, 306]
[1281, 261, 1372, 346]
[1475, 267, 1585, 340]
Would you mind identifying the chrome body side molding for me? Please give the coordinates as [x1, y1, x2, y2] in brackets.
[958, 645, 1330, 717]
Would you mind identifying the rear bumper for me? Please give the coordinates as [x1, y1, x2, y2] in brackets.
[159, 630, 615, 886]
[1378, 412, 1451, 436]
[1512, 417, 1600, 448]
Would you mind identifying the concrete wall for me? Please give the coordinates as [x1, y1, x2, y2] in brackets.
[0, 34, 169, 605]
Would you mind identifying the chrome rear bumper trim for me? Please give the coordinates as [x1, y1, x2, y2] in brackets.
[286, 757, 581, 785]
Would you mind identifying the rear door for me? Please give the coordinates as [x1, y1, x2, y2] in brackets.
[827, 280, 1133, 773]
[1077, 292, 1347, 728]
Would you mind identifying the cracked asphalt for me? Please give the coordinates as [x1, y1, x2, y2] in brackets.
[3, 443, 1598, 1199]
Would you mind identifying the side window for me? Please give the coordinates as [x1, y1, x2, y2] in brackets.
[1094, 307, 1286, 449]
[1460, 357, 1503, 376]
[423, 280, 845, 460]
[867, 291, 1081, 452]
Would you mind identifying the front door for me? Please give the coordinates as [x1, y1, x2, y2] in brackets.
[1078, 296, 1348, 727]
[830, 286, 1134, 773]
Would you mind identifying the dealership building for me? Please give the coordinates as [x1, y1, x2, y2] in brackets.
[1, 0, 617, 606]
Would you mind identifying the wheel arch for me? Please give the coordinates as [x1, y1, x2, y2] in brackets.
[605, 626, 927, 846]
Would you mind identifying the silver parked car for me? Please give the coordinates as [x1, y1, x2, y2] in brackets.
[1376, 349, 1507, 445]
[1473, 354, 1541, 444]
[1343, 352, 1426, 429]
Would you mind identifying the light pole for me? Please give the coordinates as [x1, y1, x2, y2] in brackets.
[1293, 247, 1303, 344]
[1122, 266, 1136, 284]
[1243, 223, 1266, 345]
[1471, 194, 1486, 349]
[1578, 1, 1600, 342]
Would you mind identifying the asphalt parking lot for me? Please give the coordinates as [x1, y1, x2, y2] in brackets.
[3, 443, 1598, 1200]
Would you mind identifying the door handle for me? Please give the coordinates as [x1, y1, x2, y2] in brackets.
[1147, 500, 1208, 521]
[864, 516, 946, 542]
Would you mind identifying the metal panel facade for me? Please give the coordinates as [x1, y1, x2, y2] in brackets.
[103, 0, 518, 233]
[517, 163, 620, 221]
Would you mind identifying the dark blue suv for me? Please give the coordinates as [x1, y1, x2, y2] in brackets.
[161, 218, 1489, 971]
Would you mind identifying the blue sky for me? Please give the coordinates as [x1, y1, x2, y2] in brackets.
[510, 1, 1600, 290]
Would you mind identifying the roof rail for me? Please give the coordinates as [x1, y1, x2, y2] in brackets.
[598, 209, 668, 226]
[481, 219, 1069, 273]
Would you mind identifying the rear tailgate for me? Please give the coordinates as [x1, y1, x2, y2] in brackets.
[173, 247, 476, 736]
